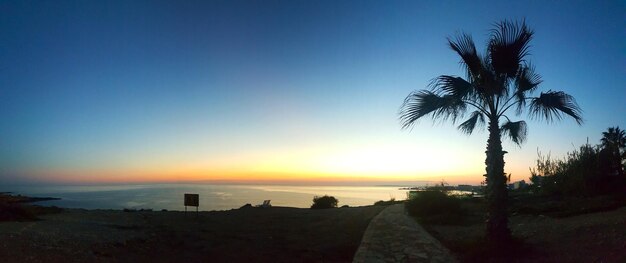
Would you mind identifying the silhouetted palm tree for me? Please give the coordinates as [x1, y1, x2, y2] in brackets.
[600, 126, 625, 176]
[399, 20, 582, 243]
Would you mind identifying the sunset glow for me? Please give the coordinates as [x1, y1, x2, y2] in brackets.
[1, 1, 624, 186]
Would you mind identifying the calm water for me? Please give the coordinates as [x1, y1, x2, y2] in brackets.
[5, 184, 413, 211]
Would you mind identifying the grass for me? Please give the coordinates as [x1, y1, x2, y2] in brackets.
[0, 205, 386, 262]
[509, 192, 626, 218]
[414, 191, 626, 263]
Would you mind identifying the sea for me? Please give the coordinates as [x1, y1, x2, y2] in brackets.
[4, 184, 417, 211]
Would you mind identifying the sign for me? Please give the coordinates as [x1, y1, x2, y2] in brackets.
[184, 193, 199, 207]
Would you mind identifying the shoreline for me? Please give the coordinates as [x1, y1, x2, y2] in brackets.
[2, 191, 379, 212]
[4, 184, 409, 211]
[0, 192, 60, 204]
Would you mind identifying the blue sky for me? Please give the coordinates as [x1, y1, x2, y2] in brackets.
[1, 0, 624, 184]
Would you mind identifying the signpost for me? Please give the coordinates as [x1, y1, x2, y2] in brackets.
[184, 193, 199, 216]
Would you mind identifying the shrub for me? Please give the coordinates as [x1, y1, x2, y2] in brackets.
[311, 195, 338, 209]
[374, 197, 403, 206]
[425, 180, 454, 193]
[0, 203, 37, 221]
[405, 190, 465, 224]
[530, 141, 625, 196]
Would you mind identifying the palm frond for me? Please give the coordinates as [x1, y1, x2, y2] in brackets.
[457, 110, 485, 135]
[601, 126, 626, 149]
[430, 75, 474, 99]
[514, 64, 542, 113]
[488, 20, 534, 78]
[448, 33, 483, 81]
[600, 127, 615, 147]
[501, 120, 528, 146]
[399, 90, 467, 129]
[473, 53, 506, 99]
[529, 91, 583, 125]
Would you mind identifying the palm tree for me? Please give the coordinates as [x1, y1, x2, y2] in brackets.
[399, 20, 582, 243]
[600, 126, 626, 176]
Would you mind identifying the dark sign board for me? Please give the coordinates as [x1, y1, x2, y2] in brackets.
[184, 193, 199, 207]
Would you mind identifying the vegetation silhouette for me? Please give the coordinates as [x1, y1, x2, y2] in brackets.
[0, 193, 63, 221]
[399, 20, 582, 243]
[530, 126, 626, 196]
[600, 126, 626, 177]
[311, 195, 338, 209]
[405, 190, 465, 225]
[373, 197, 401, 206]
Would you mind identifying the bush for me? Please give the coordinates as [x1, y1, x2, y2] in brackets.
[311, 195, 338, 209]
[374, 197, 403, 206]
[530, 142, 625, 196]
[0, 203, 37, 221]
[405, 190, 465, 224]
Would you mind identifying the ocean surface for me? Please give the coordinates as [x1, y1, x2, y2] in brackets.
[5, 184, 414, 211]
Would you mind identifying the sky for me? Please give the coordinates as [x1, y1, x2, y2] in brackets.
[1, 0, 625, 185]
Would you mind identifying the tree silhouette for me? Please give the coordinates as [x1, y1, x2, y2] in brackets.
[399, 20, 582, 243]
[600, 126, 626, 177]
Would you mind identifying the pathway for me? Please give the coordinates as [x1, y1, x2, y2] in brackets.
[353, 204, 458, 263]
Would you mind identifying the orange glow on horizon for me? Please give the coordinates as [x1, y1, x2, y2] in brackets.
[14, 166, 511, 185]
[14, 142, 531, 185]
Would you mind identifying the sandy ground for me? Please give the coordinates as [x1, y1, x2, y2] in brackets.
[427, 205, 626, 262]
[0, 205, 385, 263]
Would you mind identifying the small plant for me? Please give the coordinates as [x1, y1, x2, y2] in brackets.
[405, 190, 465, 224]
[311, 195, 338, 209]
[374, 197, 402, 206]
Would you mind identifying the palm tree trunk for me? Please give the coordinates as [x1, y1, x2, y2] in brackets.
[485, 118, 511, 243]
